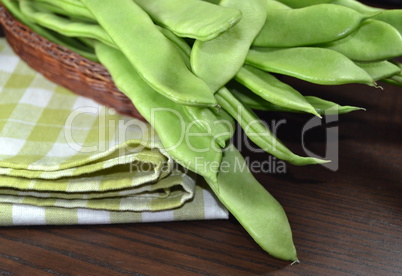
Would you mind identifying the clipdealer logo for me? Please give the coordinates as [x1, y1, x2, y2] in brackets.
[302, 107, 339, 171]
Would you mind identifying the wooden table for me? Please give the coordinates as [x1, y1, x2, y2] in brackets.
[0, 3, 401, 275]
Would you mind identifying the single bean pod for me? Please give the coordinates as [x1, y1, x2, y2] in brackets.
[235, 65, 320, 117]
[253, 3, 367, 47]
[133, 0, 242, 41]
[230, 88, 364, 115]
[19, 0, 116, 48]
[322, 19, 402, 62]
[191, 0, 267, 92]
[356, 61, 401, 81]
[205, 144, 298, 261]
[216, 87, 327, 165]
[81, 0, 217, 107]
[246, 47, 374, 85]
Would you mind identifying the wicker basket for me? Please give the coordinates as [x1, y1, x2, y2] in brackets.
[0, 4, 145, 120]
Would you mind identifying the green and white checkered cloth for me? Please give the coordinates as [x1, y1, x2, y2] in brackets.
[0, 38, 228, 226]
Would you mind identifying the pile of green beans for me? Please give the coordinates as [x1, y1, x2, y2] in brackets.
[3, 0, 401, 261]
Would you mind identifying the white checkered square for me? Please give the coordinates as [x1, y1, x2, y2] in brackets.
[72, 96, 101, 110]
[0, 46, 19, 74]
[45, 142, 82, 157]
[19, 87, 54, 108]
[0, 137, 25, 155]
[12, 204, 47, 225]
[77, 208, 111, 224]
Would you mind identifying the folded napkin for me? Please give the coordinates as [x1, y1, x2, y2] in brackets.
[0, 38, 228, 226]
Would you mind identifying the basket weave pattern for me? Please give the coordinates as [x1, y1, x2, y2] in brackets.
[0, 4, 144, 120]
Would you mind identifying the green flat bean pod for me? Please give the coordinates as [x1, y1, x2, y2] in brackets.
[205, 144, 298, 261]
[331, 0, 382, 14]
[230, 88, 363, 114]
[322, 19, 402, 62]
[246, 47, 374, 85]
[81, 0, 217, 107]
[253, 4, 367, 47]
[191, 0, 267, 92]
[235, 65, 320, 117]
[133, 0, 242, 41]
[19, 0, 116, 48]
[94, 42, 222, 183]
[216, 88, 327, 165]
[356, 61, 401, 81]
[276, 0, 331, 8]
